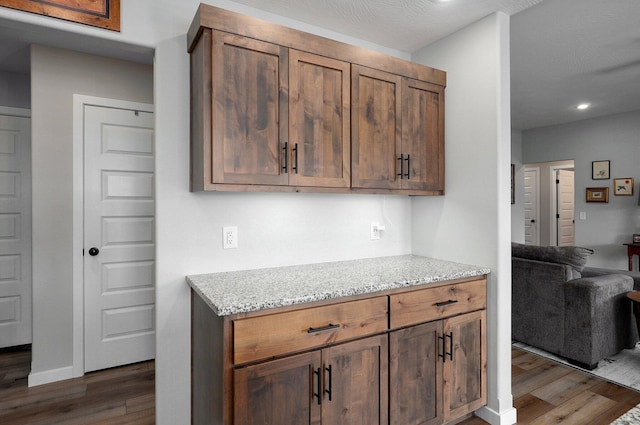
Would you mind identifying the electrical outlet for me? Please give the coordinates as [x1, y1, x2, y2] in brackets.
[223, 226, 238, 249]
[371, 222, 380, 240]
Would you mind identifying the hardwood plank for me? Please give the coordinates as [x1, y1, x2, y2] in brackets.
[528, 390, 617, 425]
[513, 394, 555, 423]
[0, 347, 154, 425]
[531, 370, 600, 406]
[458, 347, 640, 425]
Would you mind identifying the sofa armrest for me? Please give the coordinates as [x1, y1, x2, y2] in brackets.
[563, 274, 635, 366]
[512, 257, 572, 354]
[583, 266, 640, 291]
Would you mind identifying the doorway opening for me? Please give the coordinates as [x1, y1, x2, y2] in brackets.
[523, 159, 575, 246]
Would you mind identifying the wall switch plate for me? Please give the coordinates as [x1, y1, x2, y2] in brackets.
[223, 226, 238, 249]
[579, 211, 586, 220]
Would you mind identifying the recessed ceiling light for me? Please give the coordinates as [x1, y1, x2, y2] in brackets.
[576, 103, 591, 110]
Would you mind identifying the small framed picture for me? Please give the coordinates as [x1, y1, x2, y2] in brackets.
[592, 160, 610, 180]
[586, 187, 609, 203]
[614, 178, 634, 195]
[633, 234, 640, 244]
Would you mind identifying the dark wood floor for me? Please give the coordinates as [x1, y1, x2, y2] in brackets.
[2, 346, 639, 424]
[0, 346, 154, 425]
[459, 347, 640, 425]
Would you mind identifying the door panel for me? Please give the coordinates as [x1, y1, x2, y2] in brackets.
[443, 310, 486, 422]
[402, 79, 444, 191]
[289, 50, 350, 188]
[212, 31, 289, 186]
[524, 168, 539, 245]
[0, 114, 31, 348]
[322, 334, 389, 425]
[351, 65, 402, 190]
[234, 351, 322, 425]
[390, 321, 442, 425]
[557, 169, 575, 246]
[84, 105, 155, 372]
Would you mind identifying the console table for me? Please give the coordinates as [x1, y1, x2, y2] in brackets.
[624, 244, 640, 271]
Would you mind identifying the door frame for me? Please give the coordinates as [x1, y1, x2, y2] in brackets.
[549, 164, 574, 247]
[72, 95, 154, 377]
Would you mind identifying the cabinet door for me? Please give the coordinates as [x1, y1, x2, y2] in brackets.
[322, 334, 389, 425]
[401, 78, 444, 192]
[389, 321, 442, 425]
[442, 310, 486, 422]
[234, 351, 322, 425]
[289, 50, 351, 188]
[351, 65, 402, 190]
[211, 31, 289, 186]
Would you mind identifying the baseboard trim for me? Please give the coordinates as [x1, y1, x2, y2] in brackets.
[475, 405, 517, 425]
[28, 365, 74, 387]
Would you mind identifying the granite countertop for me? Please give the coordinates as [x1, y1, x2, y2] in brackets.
[186, 255, 490, 316]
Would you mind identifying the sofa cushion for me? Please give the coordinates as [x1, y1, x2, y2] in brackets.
[512, 242, 594, 274]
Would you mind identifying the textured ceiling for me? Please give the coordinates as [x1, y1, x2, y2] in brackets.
[511, 0, 640, 129]
[231, 0, 543, 53]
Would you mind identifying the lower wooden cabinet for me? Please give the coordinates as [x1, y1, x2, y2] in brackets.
[389, 310, 486, 425]
[191, 276, 486, 425]
[234, 334, 388, 425]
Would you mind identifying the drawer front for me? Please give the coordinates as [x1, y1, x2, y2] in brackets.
[390, 278, 486, 329]
[233, 297, 388, 364]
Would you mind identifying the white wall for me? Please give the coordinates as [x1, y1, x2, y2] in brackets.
[0, 70, 30, 109]
[523, 110, 640, 269]
[411, 12, 516, 425]
[29, 45, 153, 379]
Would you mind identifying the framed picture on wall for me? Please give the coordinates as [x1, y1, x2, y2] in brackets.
[592, 160, 610, 180]
[0, 0, 120, 31]
[614, 178, 634, 195]
[586, 187, 609, 203]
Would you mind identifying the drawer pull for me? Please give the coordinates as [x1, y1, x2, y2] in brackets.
[325, 365, 333, 401]
[435, 299, 459, 307]
[307, 323, 340, 333]
[313, 367, 322, 405]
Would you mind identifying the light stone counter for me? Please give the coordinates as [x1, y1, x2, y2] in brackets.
[186, 255, 490, 316]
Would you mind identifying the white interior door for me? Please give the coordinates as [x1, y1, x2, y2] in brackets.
[84, 104, 155, 372]
[557, 169, 575, 246]
[0, 112, 31, 349]
[524, 168, 539, 245]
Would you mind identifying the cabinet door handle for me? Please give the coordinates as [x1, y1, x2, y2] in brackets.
[307, 323, 340, 333]
[313, 367, 322, 405]
[397, 154, 404, 179]
[435, 299, 458, 307]
[282, 142, 288, 173]
[405, 154, 411, 179]
[324, 365, 333, 401]
[445, 332, 454, 361]
[438, 334, 446, 363]
[292, 143, 299, 173]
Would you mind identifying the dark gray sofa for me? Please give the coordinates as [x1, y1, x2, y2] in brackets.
[512, 243, 637, 369]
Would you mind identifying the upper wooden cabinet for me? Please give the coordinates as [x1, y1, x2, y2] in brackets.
[288, 50, 351, 189]
[351, 65, 444, 193]
[188, 4, 445, 195]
